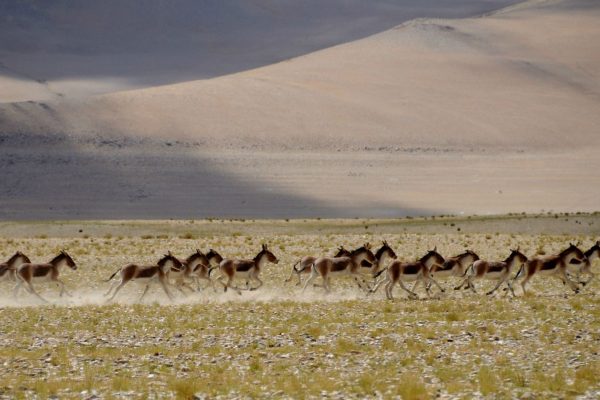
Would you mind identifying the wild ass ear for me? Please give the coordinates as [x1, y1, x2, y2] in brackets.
[433, 246, 437, 252]
[364, 242, 371, 249]
[262, 244, 267, 250]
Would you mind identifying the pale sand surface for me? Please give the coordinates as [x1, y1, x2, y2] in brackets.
[0, 0, 519, 101]
[0, 135, 597, 219]
[0, 0, 598, 219]
[2, 0, 597, 150]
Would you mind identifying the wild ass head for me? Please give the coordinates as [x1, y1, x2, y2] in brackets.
[50, 250, 77, 270]
[255, 244, 279, 265]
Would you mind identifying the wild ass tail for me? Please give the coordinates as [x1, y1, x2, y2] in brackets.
[461, 263, 475, 278]
[513, 264, 525, 281]
[104, 268, 121, 282]
[373, 267, 388, 279]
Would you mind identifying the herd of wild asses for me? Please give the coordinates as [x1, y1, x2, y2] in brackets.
[0, 241, 598, 303]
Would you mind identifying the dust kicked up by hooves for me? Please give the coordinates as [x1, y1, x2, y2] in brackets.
[0, 287, 375, 308]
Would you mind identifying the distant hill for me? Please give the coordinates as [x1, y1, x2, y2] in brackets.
[1, 0, 598, 219]
[2, 0, 598, 150]
[0, 0, 519, 99]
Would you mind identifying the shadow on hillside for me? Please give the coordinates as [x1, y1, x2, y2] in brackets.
[0, 0, 521, 89]
[0, 133, 432, 219]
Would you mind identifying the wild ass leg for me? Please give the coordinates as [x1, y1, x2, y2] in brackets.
[197, 275, 217, 292]
[225, 276, 242, 295]
[486, 276, 507, 296]
[467, 275, 478, 294]
[384, 280, 395, 300]
[519, 274, 532, 296]
[55, 278, 72, 297]
[454, 278, 469, 291]
[15, 280, 48, 303]
[285, 261, 301, 285]
[410, 281, 419, 293]
[574, 264, 594, 287]
[180, 280, 197, 293]
[428, 276, 445, 293]
[505, 279, 516, 297]
[159, 278, 174, 300]
[422, 278, 434, 298]
[139, 284, 152, 301]
[172, 280, 189, 296]
[322, 276, 332, 293]
[106, 281, 128, 302]
[104, 280, 120, 297]
[249, 274, 263, 291]
[301, 270, 319, 293]
[369, 275, 389, 296]
[398, 279, 419, 299]
[557, 270, 580, 293]
[217, 275, 228, 292]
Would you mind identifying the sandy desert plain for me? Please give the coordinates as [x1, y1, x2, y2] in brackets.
[0, 215, 599, 399]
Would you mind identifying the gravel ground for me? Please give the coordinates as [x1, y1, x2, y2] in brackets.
[0, 220, 598, 399]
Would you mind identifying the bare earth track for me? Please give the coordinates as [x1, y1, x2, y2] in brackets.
[0, 216, 598, 399]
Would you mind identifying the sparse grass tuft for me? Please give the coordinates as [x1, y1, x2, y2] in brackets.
[395, 374, 429, 399]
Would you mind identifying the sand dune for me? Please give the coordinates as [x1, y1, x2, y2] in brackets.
[1, 0, 598, 151]
[0, 0, 598, 219]
[0, 0, 518, 100]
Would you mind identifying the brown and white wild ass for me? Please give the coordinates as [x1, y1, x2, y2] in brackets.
[286, 246, 351, 286]
[370, 248, 445, 299]
[513, 244, 587, 295]
[168, 250, 210, 293]
[365, 241, 397, 286]
[429, 250, 479, 291]
[217, 244, 279, 294]
[14, 251, 77, 302]
[0, 252, 31, 284]
[571, 241, 599, 286]
[205, 249, 226, 281]
[189, 249, 224, 291]
[206, 249, 224, 268]
[301, 244, 377, 293]
[104, 253, 183, 302]
[457, 249, 527, 296]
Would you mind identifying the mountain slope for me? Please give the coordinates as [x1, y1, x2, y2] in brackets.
[1, 0, 598, 150]
[0, 0, 519, 100]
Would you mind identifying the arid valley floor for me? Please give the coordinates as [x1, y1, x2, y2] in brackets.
[0, 215, 598, 399]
